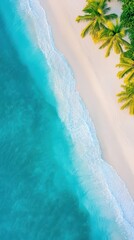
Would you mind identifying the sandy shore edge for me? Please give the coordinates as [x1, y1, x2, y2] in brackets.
[40, 0, 134, 198]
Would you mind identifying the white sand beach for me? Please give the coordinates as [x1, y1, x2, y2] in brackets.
[40, 0, 134, 198]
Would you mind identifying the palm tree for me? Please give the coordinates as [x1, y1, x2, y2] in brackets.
[99, 19, 130, 57]
[117, 83, 134, 114]
[76, 0, 117, 41]
[116, 55, 134, 83]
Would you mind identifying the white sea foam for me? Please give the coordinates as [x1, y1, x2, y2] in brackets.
[20, 0, 134, 238]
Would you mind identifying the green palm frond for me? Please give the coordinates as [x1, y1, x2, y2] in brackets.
[105, 13, 117, 20]
[76, 0, 117, 39]
[120, 99, 132, 110]
[117, 83, 134, 114]
[130, 101, 134, 115]
[118, 96, 129, 103]
[116, 63, 132, 68]
[76, 15, 92, 22]
[117, 68, 133, 79]
[81, 22, 93, 37]
[120, 56, 134, 65]
[118, 38, 130, 48]
[98, 19, 130, 57]
[113, 41, 122, 54]
[99, 39, 111, 49]
[117, 91, 127, 97]
[105, 40, 113, 57]
[123, 72, 134, 84]
[116, 56, 134, 83]
[106, 21, 115, 31]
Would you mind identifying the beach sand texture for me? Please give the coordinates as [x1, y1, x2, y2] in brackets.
[40, 0, 134, 198]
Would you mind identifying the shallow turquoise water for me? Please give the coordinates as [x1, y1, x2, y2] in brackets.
[0, 0, 134, 239]
[0, 1, 91, 239]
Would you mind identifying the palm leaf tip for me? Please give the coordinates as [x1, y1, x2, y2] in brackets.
[105, 42, 113, 57]
[120, 100, 131, 110]
[105, 52, 110, 58]
[116, 92, 125, 97]
[117, 96, 127, 103]
[99, 39, 111, 50]
[124, 72, 134, 84]
[81, 28, 88, 38]
[114, 41, 123, 54]
[76, 16, 81, 22]
[129, 103, 134, 115]
[81, 32, 85, 38]
[80, 22, 93, 38]
[106, 13, 118, 20]
[117, 69, 129, 79]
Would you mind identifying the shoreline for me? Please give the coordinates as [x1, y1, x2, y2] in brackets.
[40, 0, 134, 198]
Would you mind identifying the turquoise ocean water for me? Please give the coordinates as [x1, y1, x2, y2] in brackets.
[0, 0, 134, 239]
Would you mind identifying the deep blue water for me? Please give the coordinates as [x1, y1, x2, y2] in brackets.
[0, 0, 134, 239]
